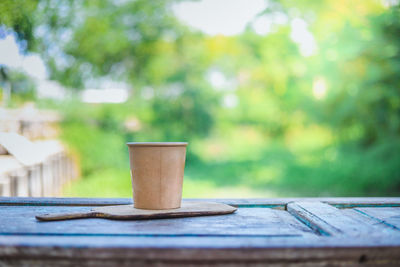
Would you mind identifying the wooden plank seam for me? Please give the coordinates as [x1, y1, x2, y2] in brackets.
[286, 202, 331, 236]
[287, 202, 388, 237]
[332, 204, 400, 209]
[354, 209, 400, 231]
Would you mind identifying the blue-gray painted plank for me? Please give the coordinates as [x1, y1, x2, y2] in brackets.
[1, 199, 400, 249]
[0, 206, 313, 237]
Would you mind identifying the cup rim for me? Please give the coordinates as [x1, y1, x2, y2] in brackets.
[126, 142, 188, 147]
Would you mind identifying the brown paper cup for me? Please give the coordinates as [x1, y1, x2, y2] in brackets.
[127, 142, 188, 210]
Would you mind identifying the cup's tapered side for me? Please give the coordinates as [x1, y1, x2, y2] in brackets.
[128, 144, 186, 210]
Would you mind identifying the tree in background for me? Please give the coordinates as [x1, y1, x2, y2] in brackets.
[1, 0, 399, 195]
[0, 0, 218, 143]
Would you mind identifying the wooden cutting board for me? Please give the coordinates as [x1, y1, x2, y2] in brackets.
[36, 201, 237, 221]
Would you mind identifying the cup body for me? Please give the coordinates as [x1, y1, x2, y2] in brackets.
[127, 142, 187, 210]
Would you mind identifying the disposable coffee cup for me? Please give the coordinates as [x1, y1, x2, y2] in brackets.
[127, 142, 188, 210]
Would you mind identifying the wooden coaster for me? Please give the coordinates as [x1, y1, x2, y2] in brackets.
[36, 202, 237, 221]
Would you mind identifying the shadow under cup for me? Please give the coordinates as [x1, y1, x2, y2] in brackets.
[127, 142, 188, 210]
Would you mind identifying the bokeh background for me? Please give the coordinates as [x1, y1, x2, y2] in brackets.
[1, 0, 399, 198]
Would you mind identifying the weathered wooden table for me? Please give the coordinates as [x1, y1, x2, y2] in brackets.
[1, 197, 400, 266]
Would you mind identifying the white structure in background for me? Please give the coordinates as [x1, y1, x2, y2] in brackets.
[0, 104, 59, 139]
[0, 132, 77, 197]
[0, 107, 77, 197]
[81, 88, 129, 103]
[36, 79, 67, 100]
[81, 78, 131, 103]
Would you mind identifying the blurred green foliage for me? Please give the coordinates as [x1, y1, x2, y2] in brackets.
[1, 0, 400, 197]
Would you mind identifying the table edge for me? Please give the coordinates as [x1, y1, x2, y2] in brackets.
[1, 197, 400, 208]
